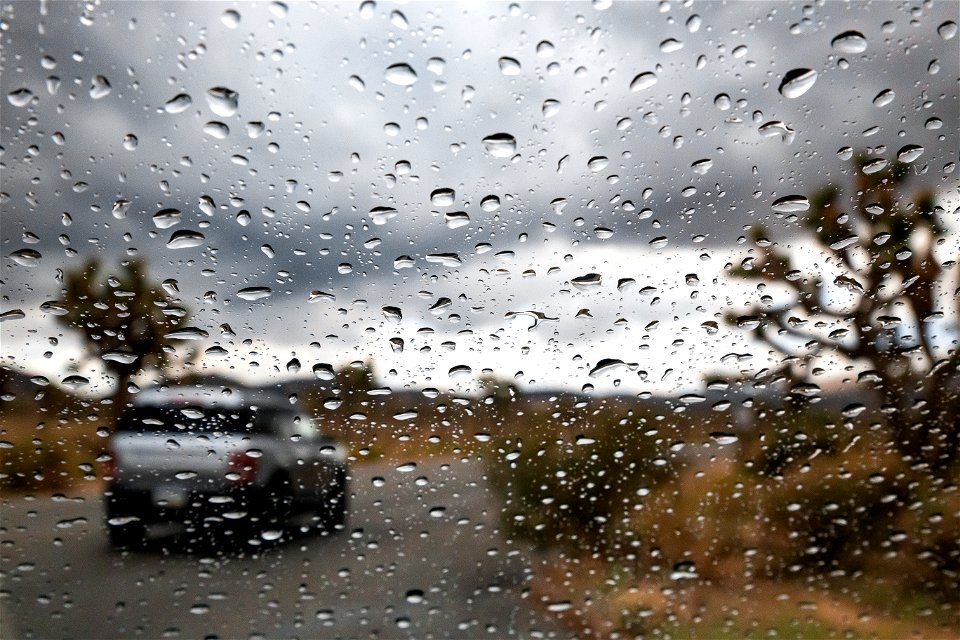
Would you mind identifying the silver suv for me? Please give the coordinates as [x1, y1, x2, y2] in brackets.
[103, 385, 348, 548]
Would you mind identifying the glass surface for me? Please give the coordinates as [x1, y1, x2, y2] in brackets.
[2, 1, 958, 638]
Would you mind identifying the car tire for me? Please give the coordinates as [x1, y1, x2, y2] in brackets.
[107, 518, 146, 549]
[320, 468, 348, 531]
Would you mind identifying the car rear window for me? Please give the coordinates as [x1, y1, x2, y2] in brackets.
[116, 406, 272, 435]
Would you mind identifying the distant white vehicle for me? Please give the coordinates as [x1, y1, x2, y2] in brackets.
[103, 385, 348, 548]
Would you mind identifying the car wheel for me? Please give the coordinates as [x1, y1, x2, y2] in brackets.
[107, 518, 146, 549]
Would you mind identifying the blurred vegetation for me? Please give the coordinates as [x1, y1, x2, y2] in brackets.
[57, 257, 189, 409]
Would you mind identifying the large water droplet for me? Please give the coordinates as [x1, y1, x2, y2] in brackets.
[61, 375, 90, 389]
[778, 68, 817, 99]
[237, 287, 272, 301]
[897, 144, 923, 163]
[481, 133, 517, 158]
[370, 206, 398, 225]
[166, 230, 205, 249]
[659, 38, 683, 53]
[206, 87, 238, 117]
[938, 20, 958, 41]
[771, 194, 810, 213]
[203, 121, 230, 138]
[164, 327, 209, 340]
[498, 57, 521, 75]
[164, 93, 192, 114]
[542, 99, 561, 118]
[7, 88, 34, 107]
[9, 249, 41, 267]
[221, 9, 241, 28]
[587, 156, 609, 172]
[872, 89, 895, 107]
[571, 273, 602, 288]
[831, 30, 868, 53]
[89, 75, 111, 99]
[152, 208, 182, 229]
[385, 63, 418, 86]
[444, 211, 470, 229]
[430, 188, 455, 207]
[629, 72, 657, 91]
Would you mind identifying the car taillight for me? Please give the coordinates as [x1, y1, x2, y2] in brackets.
[228, 450, 259, 485]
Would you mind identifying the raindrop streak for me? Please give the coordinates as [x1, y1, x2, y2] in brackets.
[481, 133, 517, 158]
[206, 86, 238, 117]
[385, 63, 417, 86]
[778, 68, 817, 99]
[164, 93, 192, 114]
[629, 72, 657, 91]
[237, 287, 273, 301]
[831, 30, 868, 53]
[771, 195, 810, 213]
[166, 230, 205, 249]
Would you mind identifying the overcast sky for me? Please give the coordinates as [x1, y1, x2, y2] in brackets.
[2, 1, 958, 396]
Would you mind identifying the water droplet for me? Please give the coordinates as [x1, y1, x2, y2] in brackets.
[589, 358, 638, 377]
[166, 230, 205, 249]
[587, 156, 609, 172]
[260, 529, 283, 541]
[221, 9, 241, 28]
[659, 38, 683, 53]
[0, 310, 26, 322]
[61, 375, 90, 389]
[649, 236, 668, 249]
[205, 86, 238, 117]
[872, 89, 895, 107]
[771, 194, 810, 213]
[938, 20, 958, 41]
[405, 589, 425, 604]
[389, 337, 404, 353]
[778, 68, 817, 99]
[7, 88, 34, 107]
[480, 195, 500, 212]
[862, 158, 888, 174]
[444, 211, 470, 229]
[394, 256, 415, 269]
[152, 208, 182, 229]
[385, 63, 417, 86]
[390, 9, 408, 29]
[396, 462, 417, 473]
[629, 72, 657, 91]
[541, 99, 561, 118]
[831, 30, 867, 53]
[370, 205, 398, 225]
[268, 2, 288, 18]
[448, 364, 472, 378]
[710, 432, 739, 445]
[9, 249, 41, 267]
[567, 274, 604, 294]
[547, 601, 573, 612]
[89, 75, 111, 99]
[123, 134, 138, 150]
[237, 287, 272, 301]
[203, 121, 230, 138]
[498, 57, 521, 75]
[430, 188, 456, 207]
[670, 561, 698, 580]
[481, 133, 517, 158]
[164, 93, 192, 114]
[897, 145, 923, 163]
[112, 199, 131, 219]
[164, 327, 209, 340]
[686, 14, 702, 32]
[691, 158, 713, 175]
[313, 363, 335, 380]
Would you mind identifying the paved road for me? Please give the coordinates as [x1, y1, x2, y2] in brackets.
[0, 459, 572, 639]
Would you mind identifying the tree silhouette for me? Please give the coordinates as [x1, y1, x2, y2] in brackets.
[57, 257, 189, 408]
[732, 154, 959, 471]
